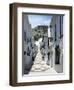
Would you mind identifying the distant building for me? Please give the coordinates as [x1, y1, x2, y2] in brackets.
[36, 25, 48, 31]
[32, 25, 48, 41]
[49, 15, 63, 73]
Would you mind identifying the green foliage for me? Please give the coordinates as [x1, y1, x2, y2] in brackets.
[34, 34, 42, 41]
[32, 25, 48, 41]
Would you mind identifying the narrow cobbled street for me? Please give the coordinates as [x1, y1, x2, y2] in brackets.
[30, 38, 57, 74]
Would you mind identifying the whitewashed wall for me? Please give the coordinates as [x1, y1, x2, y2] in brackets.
[50, 16, 63, 73]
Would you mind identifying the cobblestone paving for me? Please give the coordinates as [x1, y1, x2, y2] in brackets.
[31, 40, 57, 74]
[31, 46, 50, 72]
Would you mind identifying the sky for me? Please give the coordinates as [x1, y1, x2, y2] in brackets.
[28, 15, 52, 28]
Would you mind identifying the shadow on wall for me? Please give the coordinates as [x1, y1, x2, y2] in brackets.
[23, 53, 35, 74]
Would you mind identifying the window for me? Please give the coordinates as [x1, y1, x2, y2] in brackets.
[60, 16, 63, 38]
[24, 31, 26, 41]
[55, 24, 56, 41]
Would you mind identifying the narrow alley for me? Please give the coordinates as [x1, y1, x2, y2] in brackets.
[30, 38, 57, 74]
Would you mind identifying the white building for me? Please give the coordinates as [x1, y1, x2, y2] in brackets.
[22, 14, 33, 75]
[49, 15, 63, 73]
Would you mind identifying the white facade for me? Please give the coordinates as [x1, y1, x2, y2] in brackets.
[22, 14, 33, 75]
[49, 15, 63, 73]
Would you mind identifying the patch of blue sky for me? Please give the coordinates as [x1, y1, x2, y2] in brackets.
[28, 15, 52, 28]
